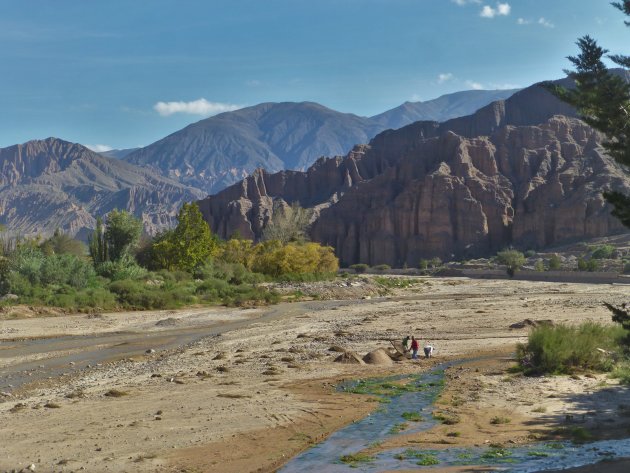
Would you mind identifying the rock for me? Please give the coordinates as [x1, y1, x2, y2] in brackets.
[27, 465, 35, 472]
[145, 349, 156, 354]
[0, 294, 18, 301]
[362, 348, 394, 365]
[333, 351, 365, 364]
[198, 86, 630, 264]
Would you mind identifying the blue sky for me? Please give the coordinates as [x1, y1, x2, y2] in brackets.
[0, 0, 627, 150]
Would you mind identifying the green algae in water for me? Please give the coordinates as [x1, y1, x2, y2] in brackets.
[546, 442, 565, 450]
[401, 411, 424, 422]
[347, 379, 425, 397]
[394, 449, 440, 465]
[528, 451, 550, 457]
[481, 447, 514, 463]
[389, 422, 409, 434]
[339, 453, 374, 466]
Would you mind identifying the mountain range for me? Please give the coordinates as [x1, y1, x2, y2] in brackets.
[122, 89, 518, 194]
[197, 79, 630, 264]
[0, 88, 520, 238]
[0, 138, 203, 239]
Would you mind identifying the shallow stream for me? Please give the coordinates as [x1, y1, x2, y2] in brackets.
[279, 362, 630, 472]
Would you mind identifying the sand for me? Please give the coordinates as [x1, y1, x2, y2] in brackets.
[0, 276, 628, 473]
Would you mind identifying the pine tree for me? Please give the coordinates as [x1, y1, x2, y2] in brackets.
[549, 2, 630, 345]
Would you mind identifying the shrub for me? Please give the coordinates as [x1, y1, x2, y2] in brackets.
[590, 244, 615, 259]
[97, 254, 147, 281]
[524, 250, 537, 258]
[430, 257, 442, 268]
[577, 257, 599, 272]
[517, 322, 625, 375]
[373, 264, 391, 271]
[548, 254, 562, 270]
[40, 254, 96, 289]
[418, 259, 429, 270]
[534, 260, 545, 272]
[496, 249, 525, 277]
[350, 263, 369, 273]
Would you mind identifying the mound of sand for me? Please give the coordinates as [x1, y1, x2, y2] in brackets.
[362, 348, 394, 365]
[334, 351, 365, 364]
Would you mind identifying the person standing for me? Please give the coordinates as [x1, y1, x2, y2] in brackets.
[410, 336, 419, 359]
[423, 342, 434, 358]
[402, 335, 410, 353]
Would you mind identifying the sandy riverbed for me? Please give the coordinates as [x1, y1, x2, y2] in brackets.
[0, 276, 628, 473]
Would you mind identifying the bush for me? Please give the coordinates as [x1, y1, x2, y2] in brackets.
[524, 250, 537, 258]
[590, 244, 615, 259]
[373, 264, 391, 271]
[534, 260, 545, 272]
[350, 264, 369, 273]
[548, 254, 562, 270]
[517, 322, 625, 375]
[40, 254, 96, 289]
[577, 257, 599, 272]
[418, 259, 429, 270]
[97, 254, 147, 281]
[496, 249, 525, 277]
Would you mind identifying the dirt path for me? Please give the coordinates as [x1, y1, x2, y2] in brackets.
[0, 277, 628, 473]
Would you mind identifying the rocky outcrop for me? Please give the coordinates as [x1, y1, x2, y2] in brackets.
[197, 81, 630, 266]
[0, 138, 204, 238]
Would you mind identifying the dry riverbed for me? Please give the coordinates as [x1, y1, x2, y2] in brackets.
[0, 276, 629, 473]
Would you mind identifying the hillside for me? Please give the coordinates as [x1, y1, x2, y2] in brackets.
[0, 138, 204, 239]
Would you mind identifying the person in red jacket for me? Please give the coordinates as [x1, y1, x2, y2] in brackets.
[410, 336, 419, 359]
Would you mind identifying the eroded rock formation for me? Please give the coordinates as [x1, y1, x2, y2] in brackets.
[197, 84, 630, 266]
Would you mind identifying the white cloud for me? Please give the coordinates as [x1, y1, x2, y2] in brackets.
[85, 144, 113, 152]
[246, 79, 262, 87]
[538, 17, 555, 28]
[153, 98, 241, 117]
[517, 18, 530, 25]
[452, 0, 481, 5]
[480, 3, 511, 18]
[497, 3, 511, 15]
[437, 72, 455, 84]
[466, 80, 484, 90]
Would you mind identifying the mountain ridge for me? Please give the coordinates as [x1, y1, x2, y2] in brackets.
[123, 89, 521, 194]
[0, 138, 204, 239]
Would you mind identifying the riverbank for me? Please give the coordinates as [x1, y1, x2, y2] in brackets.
[0, 277, 628, 472]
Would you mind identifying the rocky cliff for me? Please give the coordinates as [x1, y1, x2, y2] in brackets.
[0, 138, 204, 239]
[197, 83, 630, 266]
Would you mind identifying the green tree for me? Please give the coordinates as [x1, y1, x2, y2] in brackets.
[41, 230, 86, 257]
[546, 3, 630, 227]
[549, 2, 630, 345]
[261, 202, 313, 244]
[89, 217, 108, 264]
[496, 249, 525, 278]
[152, 203, 219, 271]
[104, 210, 142, 261]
